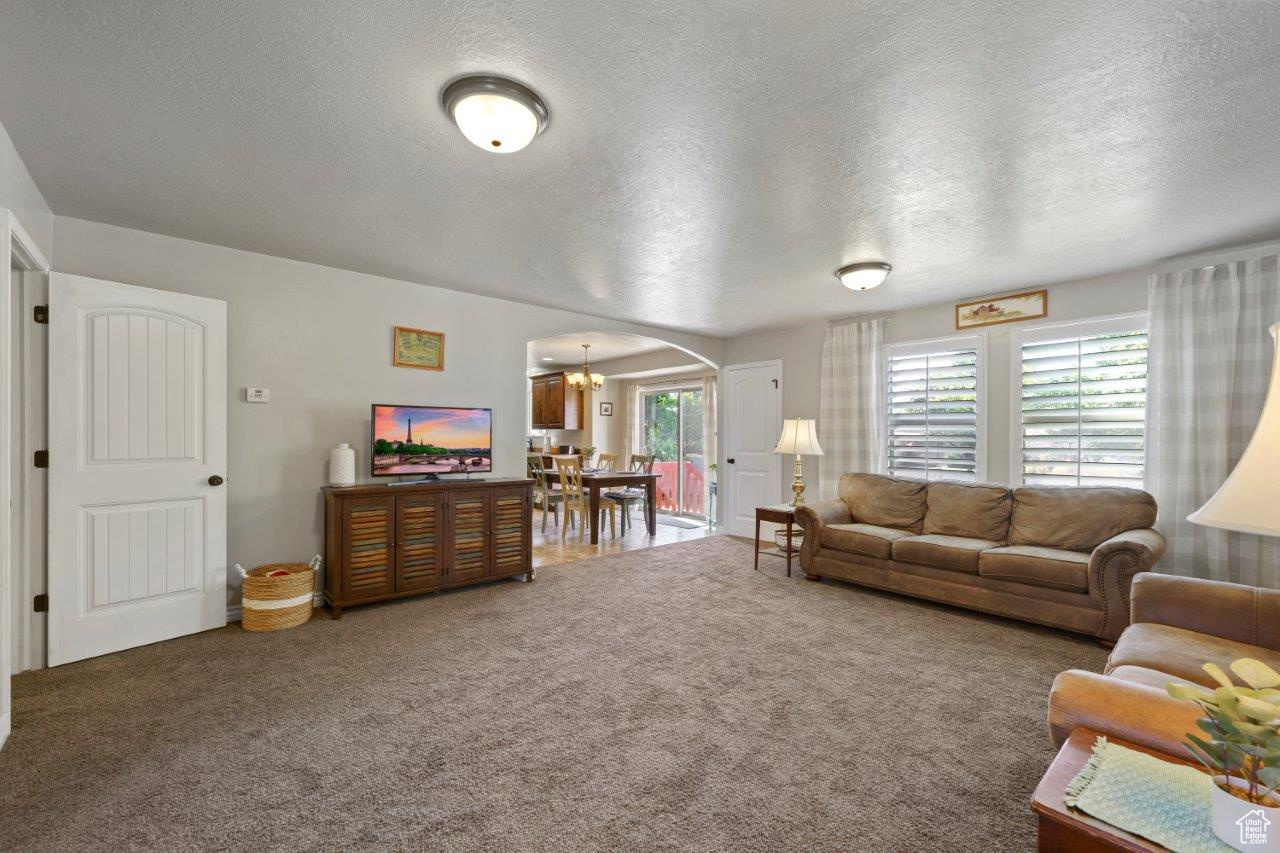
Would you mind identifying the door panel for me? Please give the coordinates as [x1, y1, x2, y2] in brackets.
[48, 273, 227, 666]
[343, 496, 395, 601]
[546, 375, 565, 429]
[490, 487, 528, 576]
[722, 362, 782, 538]
[396, 493, 442, 591]
[531, 378, 545, 428]
[448, 490, 489, 583]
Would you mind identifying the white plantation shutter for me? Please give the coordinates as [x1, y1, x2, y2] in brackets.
[885, 337, 983, 482]
[1014, 315, 1148, 487]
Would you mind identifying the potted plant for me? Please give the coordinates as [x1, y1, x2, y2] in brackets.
[579, 445, 597, 468]
[1167, 658, 1280, 852]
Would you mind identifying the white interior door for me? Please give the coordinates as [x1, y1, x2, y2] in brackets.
[48, 273, 227, 666]
[722, 361, 781, 538]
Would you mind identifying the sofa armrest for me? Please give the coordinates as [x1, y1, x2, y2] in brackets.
[795, 499, 852, 570]
[1048, 669, 1202, 756]
[1088, 528, 1166, 640]
[1130, 572, 1280, 649]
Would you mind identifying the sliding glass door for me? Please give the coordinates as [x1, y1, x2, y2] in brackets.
[641, 386, 706, 517]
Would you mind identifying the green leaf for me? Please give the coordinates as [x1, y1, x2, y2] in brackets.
[1183, 739, 1225, 773]
[1236, 694, 1280, 723]
[1222, 742, 1249, 770]
[1168, 682, 1214, 702]
[1233, 720, 1280, 740]
[1260, 767, 1280, 788]
[1232, 658, 1280, 690]
[1205, 662, 1238, 690]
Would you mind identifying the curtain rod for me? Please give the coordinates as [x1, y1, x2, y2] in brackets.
[827, 312, 894, 326]
[634, 375, 716, 388]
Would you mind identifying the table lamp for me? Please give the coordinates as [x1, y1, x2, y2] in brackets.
[1188, 322, 1280, 535]
[774, 418, 824, 506]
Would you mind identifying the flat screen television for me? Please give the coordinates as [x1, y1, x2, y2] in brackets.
[371, 404, 492, 477]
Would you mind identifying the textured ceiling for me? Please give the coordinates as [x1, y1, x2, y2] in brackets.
[526, 331, 669, 370]
[2, 1, 1280, 337]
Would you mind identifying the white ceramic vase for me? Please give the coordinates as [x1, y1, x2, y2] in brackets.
[1211, 776, 1280, 852]
[329, 443, 356, 487]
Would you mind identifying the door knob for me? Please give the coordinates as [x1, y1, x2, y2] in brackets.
[727, 458, 735, 464]
[208, 475, 225, 486]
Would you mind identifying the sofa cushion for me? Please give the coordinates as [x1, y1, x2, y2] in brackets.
[923, 481, 1012, 541]
[1106, 623, 1280, 689]
[1009, 487, 1157, 552]
[820, 523, 911, 560]
[838, 474, 926, 533]
[891, 534, 1000, 574]
[978, 546, 1089, 593]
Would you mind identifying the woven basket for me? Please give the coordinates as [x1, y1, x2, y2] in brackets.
[237, 556, 318, 633]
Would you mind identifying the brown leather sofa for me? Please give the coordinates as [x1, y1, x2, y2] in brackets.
[1049, 572, 1280, 754]
[795, 473, 1166, 640]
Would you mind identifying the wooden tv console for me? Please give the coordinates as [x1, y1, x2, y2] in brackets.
[321, 478, 533, 618]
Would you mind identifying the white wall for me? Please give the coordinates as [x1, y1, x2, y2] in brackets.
[52, 216, 724, 610]
[723, 271, 1151, 500]
[0, 119, 52, 260]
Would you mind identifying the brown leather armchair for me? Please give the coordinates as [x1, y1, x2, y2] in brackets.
[1049, 572, 1280, 755]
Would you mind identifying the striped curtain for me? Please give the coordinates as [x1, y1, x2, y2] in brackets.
[1146, 256, 1280, 586]
[818, 319, 885, 499]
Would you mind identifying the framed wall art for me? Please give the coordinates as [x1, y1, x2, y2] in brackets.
[392, 326, 445, 371]
[955, 289, 1048, 330]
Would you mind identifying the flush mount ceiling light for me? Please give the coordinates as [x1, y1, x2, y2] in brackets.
[442, 75, 549, 154]
[835, 261, 893, 291]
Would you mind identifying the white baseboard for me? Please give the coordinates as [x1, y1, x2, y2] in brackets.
[227, 591, 324, 623]
[0, 710, 10, 750]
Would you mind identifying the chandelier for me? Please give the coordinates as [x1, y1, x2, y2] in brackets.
[566, 344, 604, 391]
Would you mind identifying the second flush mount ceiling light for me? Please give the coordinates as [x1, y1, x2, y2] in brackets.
[442, 75, 550, 154]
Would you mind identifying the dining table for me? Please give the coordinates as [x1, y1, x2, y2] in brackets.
[579, 470, 661, 545]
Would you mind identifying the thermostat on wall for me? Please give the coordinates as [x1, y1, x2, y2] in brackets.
[246, 387, 270, 403]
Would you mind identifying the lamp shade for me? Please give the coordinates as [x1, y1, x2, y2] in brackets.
[773, 418, 824, 456]
[1188, 322, 1280, 536]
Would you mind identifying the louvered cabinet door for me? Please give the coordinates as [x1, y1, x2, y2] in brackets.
[395, 494, 443, 592]
[341, 496, 396, 602]
[490, 487, 530, 577]
[447, 491, 490, 584]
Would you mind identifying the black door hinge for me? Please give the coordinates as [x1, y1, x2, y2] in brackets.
[33, 305, 48, 324]
[33, 450, 48, 468]
[33, 594, 48, 613]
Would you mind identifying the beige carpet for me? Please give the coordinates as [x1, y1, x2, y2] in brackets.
[0, 535, 1106, 851]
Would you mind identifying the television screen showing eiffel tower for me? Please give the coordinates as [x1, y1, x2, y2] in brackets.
[371, 405, 492, 476]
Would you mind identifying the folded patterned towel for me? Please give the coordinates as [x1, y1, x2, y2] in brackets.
[1066, 736, 1232, 853]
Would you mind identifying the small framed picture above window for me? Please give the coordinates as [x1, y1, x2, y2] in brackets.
[599, 402, 613, 416]
[956, 289, 1048, 330]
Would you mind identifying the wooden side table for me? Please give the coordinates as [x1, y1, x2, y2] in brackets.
[754, 504, 799, 577]
[1033, 727, 1203, 851]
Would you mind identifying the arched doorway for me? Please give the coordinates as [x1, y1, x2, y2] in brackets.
[525, 332, 718, 564]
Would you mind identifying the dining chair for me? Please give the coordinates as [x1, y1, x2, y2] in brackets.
[596, 452, 619, 471]
[603, 454, 655, 535]
[527, 457, 562, 532]
[556, 457, 617, 540]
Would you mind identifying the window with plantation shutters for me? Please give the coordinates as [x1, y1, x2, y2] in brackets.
[1013, 315, 1148, 487]
[885, 336, 984, 482]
